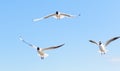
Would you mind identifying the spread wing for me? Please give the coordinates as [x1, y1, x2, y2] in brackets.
[60, 13, 74, 17]
[43, 13, 56, 19]
[89, 40, 98, 45]
[105, 36, 120, 47]
[19, 36, 37, 49]
[33, 13, 56, 22]
[33, 18, 44, 22]
[42, 44, 65, 51]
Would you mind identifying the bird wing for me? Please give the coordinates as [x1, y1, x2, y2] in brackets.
[42, 44, 65, 51]
[60, 13, 74, 17]
[19, 36, 37, 49]
[33, 13, 56, 22]
[89, 40, 98, 45]
[43, 13, 56, 19]
[105, 36, 120, 47]
[33, 18, 44, 22]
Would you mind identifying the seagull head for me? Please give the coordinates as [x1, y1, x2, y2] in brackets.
[37, 47, 40, 50]
[99, 41, 102, 45]
[56, 11, 59, 14]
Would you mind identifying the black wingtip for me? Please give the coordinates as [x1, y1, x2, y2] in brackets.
[58, 43, 65, 47]
[117, 36, 120, 38]
[114, 36, 120, 40]
[89, 40, 92, 42]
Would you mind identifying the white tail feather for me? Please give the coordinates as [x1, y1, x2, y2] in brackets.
[44, 53, 48, 58]
[98, 50, 109, 54]
[38, 53, 48, 58]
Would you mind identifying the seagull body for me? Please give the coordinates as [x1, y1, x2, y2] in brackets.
[98, 42, 107, 54]
[19, 37, 64, 59]
[33, 11, 78, 22]
[89, 36, 120, 55]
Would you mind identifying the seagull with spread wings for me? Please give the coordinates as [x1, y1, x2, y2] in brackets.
[33, 11, 79, 22]
[19, 36, 65, 59]
[89, 36, 120, 55]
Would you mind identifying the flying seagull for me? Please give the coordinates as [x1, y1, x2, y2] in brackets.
[33, 11, 79, 22]
[89, 36, 120, 55]
[19, 36, 65, 59]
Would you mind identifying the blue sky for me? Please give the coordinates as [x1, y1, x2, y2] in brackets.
[0, 0, 120, 71]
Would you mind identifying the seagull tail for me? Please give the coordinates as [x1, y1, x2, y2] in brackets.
[44, 53, 49, 58]
[98, 50, 109, 54]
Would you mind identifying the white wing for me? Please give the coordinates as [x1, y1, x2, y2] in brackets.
[33, 14, 56, 22]
[33, 18, 44, 22]
[19, 36, 37, 49]
[43, 14, 56, 19]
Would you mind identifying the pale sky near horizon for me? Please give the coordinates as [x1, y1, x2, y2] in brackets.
[0, 0, 120, 71]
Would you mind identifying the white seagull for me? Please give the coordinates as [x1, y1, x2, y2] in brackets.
[19, 37, 65, 59]
[33, 11, 79, 22]
[89, 36, 120, 55]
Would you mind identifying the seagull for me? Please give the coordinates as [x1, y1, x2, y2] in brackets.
[89, 36, 120, 55]
[19, 37, 65, 59]
[33, 11, 79, 22]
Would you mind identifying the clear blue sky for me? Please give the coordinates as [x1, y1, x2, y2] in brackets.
[0, 0, 120, 71]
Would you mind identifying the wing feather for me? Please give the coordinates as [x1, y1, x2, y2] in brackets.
[19, 36, 37, 49]
[33, 13, 55, 22]
[33, 18, 44, 22]
[105, 36, 120, 47]
[60, 13, 74, 17]
[89, 40, 98, 45]
[42, 44, 65, 51]
[44, 14, 56, 19]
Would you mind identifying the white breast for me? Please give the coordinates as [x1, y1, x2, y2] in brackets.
[99, 44, 106, 52]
